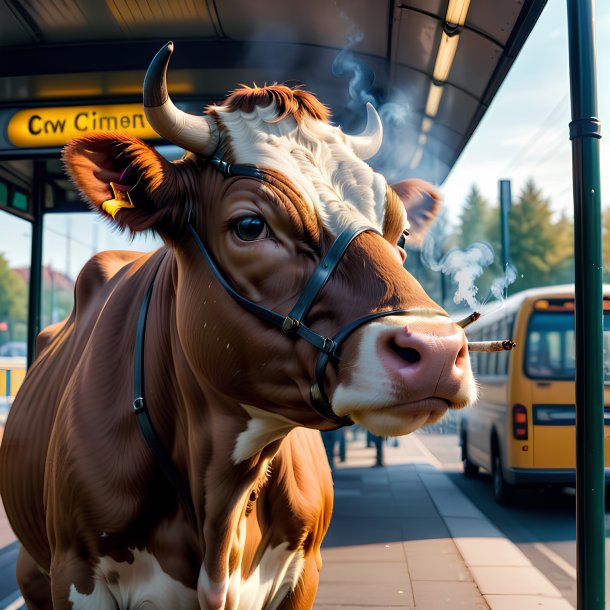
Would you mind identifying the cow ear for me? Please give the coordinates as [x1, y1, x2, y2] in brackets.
[62, 132, 185, 236]
[390, 178, 441, 247]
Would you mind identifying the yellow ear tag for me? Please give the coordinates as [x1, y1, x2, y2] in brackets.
[101, 182, 135, 219]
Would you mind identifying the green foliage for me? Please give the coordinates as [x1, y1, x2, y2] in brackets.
[415, 178, 575, 309]
[0, 253, 27, 342]
[507, 179, 574, 291]
[458, 185, 493, 248]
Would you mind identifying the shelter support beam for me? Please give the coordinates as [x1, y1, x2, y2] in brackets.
[26, 160, 44, 369]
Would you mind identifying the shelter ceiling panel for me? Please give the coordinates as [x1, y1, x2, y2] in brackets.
[416, 149, 450, 186]
[428, 122, 462, 154]
[103, 0, 217, 38]
[393, 7, 441, 74]
[435, 84, 479, 137]
[0, 2, 35, 44]
[404, 0, 445, 16]
[467, 0, 526, 46]
[389, 64, 434, 117]
[216, 0, 389, 58]
[447, 29, 503, 98]
[3, 0, 217, 43]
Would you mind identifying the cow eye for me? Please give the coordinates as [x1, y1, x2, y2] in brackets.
[397, 230, 410, 249]
[233, 216, 268, 241]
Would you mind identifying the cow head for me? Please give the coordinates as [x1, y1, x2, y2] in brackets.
[63, 42, 476, 447]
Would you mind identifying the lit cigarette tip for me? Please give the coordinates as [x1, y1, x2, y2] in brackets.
[468, 340, 516, 352]
[457, 312, 481, 329]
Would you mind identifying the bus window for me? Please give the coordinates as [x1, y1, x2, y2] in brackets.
[525, 311, 577, 380]
[495, 318, 508, 375]
[604, 315, 610, 383]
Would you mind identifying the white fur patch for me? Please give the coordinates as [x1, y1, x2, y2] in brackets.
[213, 102, 405, 237]
[238, 542, 305, 610]
[68, 549, 197, 609]
[332, 316, 409, 414]
[197, 570, 230, 610]
[232, 404, 297, 464]
[196, 543, 303, 610]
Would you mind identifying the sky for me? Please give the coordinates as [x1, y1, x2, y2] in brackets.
[1, 0, 608, 279]
[441, 0, 610, 220]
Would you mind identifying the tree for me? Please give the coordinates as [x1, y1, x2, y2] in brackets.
[0, 254, 27, 342]
[507, 179, 574, 292]
[458, 185, 493, 248]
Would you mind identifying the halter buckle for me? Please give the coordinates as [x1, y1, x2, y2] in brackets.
[282, 316, 300, 334]
[133, 397, 146, 413]
[322, 337, 336, 354]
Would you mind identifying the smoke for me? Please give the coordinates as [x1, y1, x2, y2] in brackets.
[332, 31, 376, 110]
[421, 238, 517, 310]
[489, 265, 517, 302]
[331, 24, 418, 182]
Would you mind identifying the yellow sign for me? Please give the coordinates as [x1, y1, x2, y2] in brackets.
[7, 103, 160, 147]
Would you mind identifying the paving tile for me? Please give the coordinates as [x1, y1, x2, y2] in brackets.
[403, 537, 460, 559]
[316, 566, 414, 608]
[452, 534, 532, 568]
[484, 595, 574, 610]
[395, 498, 440, 519]
[319, 560, 412, 589]
[411, 580, 490, 610]
[418, 471, 486, 519]
[321, 542, 406, 563]
[443, 516, 505, 540]
[401, 517, 451, 542]
[323, 517, 405, 547]
[470, 566, 563, 596]
[407, 550, 473, 582]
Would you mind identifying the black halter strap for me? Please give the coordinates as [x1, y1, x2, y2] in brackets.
[195, 158, 411, 423]
[133, 264, 197, 524]
[131, 158, 410, 518]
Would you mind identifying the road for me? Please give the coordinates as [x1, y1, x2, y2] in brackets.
[415, 431, 610, 609]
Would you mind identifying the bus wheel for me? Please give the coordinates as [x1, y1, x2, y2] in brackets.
[492, 453, 515, 505]
[462, 436, 479, 478]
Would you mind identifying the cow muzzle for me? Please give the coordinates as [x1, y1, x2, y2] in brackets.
[328, 313, 477, 436]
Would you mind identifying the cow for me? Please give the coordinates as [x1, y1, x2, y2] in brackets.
[0, 42, 476, 610]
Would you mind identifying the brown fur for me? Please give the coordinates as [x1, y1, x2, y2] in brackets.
[217, 85, 331, 124]
[1, 85, 457, 610]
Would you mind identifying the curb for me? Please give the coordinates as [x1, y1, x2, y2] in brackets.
[417, 465, 574, 609]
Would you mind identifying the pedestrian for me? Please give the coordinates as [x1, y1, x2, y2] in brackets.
[367, 431, 384, 467]
[321, 429, 346, 471]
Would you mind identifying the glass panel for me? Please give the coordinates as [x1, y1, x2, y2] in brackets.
[41, 212, 162, 329]
[0, 182, 7, 207]
[11, 190, 28, 212]
[0, 210, 31, 416]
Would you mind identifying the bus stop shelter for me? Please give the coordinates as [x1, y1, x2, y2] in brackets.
[5, 2, 605, 609]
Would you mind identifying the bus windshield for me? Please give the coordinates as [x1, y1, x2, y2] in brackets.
[525, 311, 610, 381]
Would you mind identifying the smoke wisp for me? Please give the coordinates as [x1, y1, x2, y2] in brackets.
[421, 237, 517, 310]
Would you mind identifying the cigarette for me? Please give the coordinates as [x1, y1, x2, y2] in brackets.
[457, 312, 481, 329]
[468, 340, 516, 352]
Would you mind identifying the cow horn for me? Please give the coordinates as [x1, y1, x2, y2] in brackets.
[143, 41, 218, 155]
[345, 102, 383, 160]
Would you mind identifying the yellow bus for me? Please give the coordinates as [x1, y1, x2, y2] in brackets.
[459, 284, 610, 504]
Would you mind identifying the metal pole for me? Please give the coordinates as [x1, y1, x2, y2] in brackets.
[499, 179, 512, 283]
[26, 160, 45, 369]
[566, 2, 604, 609]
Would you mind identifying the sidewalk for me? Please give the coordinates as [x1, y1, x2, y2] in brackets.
[314, 432, 573, 610]
[0, 433, 573, 610]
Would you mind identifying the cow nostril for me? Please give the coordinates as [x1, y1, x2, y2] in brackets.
[390, 344, 421, 364]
